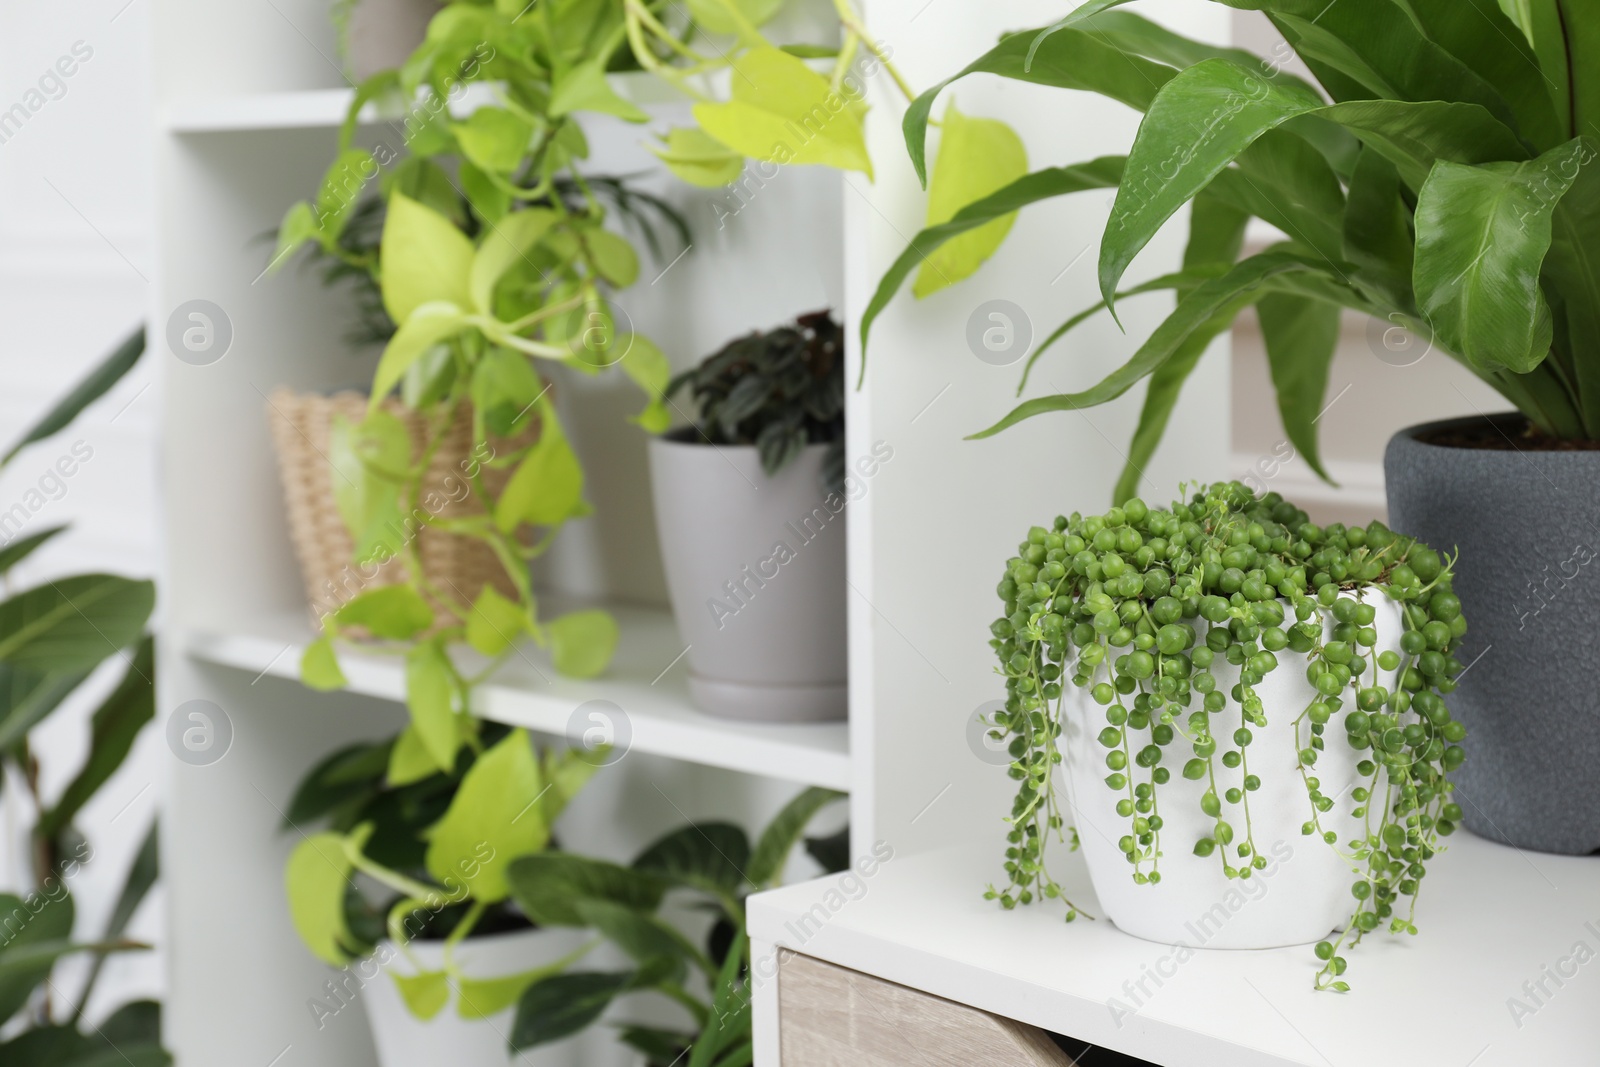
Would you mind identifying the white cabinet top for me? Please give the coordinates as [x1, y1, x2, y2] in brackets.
[748, 831, 1600, 1066]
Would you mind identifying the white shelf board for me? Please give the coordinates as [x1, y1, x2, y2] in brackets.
[163, 73, 694, 133]
[183, 604, 851, 790]
[749, 832, 1599, 1066]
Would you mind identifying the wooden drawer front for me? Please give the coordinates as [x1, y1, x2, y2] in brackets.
[778, 952, 1073, 1067]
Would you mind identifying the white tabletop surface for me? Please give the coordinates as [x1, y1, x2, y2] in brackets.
[748, 830, 1600, 1066]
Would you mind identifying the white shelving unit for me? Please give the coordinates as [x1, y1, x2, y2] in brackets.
[748, 831, 1599, 1065]
[150, 1, 1231, 1065]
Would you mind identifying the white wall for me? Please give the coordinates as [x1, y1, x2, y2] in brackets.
[0, 0, 161, 1027]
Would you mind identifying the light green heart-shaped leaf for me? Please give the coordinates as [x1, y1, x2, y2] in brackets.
[913, 101, 1027, 298]
[650, 127, 744, 188]
[693, 48, 871, 176]
[454, 107, 535, 175]
[332, 585, 434, 640]
[471, 209, 561, 314]
[301, 637, 347, 691]
[584, 229, 639, 288]
[466, 584, 528, 657]
[387, 724, 439, 786]
[370, 302, 469, 404]
[380, 193, 475, 324]
[393, 970, 450, 1020]
[405, 642, 459, 772]
[425, 729, 548, 902]
[547, 610, 618, 679]
[494, 417, 584, 533]
[284, 832, 358, 966]
[552, 59, 649, 122]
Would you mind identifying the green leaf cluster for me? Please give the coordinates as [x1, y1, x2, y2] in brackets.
[863, 0, 1600, 497]
[987, 481, 1467, 989]
[501, 786, 846, 1065]
[0, 331, 168, 1063]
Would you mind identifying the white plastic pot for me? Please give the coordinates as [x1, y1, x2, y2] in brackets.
[360, 927, 587, 1067]
[1062, 598, 1404, 949]
[648, 434, 847, 722]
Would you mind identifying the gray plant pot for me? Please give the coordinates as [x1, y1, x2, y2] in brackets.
[342, 0, 439, 82]
[648, 433, 847, 722]
[1385, 414, 1600, 855]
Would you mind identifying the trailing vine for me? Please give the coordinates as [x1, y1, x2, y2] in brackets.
[983, 482, 1469, 989]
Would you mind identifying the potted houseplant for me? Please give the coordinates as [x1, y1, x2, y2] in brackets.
[283, 724, 601, 1066]
[502, 786, 851, 1064]
[858, 0, 1600, 855]
[650, 312, 853, 721]
[0, 328, 169, 1065]
[983, 482, 1467, 988]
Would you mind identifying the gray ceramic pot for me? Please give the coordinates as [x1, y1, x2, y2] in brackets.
[1385, 414, 1600, 855]
[343, 0, 439, 81]
[648, 433, 846, 722]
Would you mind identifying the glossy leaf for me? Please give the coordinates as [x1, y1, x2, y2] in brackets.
[634, 822, 749, 897]
[913, 102, 1028, 298]
[746, 787, 845, 887]
[470, 209, 560, 315]
[424, 728, 548, 902]
[300, 637, 348, 692]
[972, 253, 1323, 439]
[394, 970, 451, 1020]
[466, 585, 527, 657]
[494, 415, 583, 533]
[1413, 140, 1586, 373]
[859, 159, 1125, 366]
[694, 48, 871, 176]
[650, 127, 744, 188]
[1342, 148, 1414, 308]
[453, 107, 535, 175]
[380, 194, 475, 325]
[1258, 292, 1342, 482]
[284, 832, 359, 966]
[0, 575, 153, 673]
[510, 971, 633, 1051]
[2, 327, 143, 465]
[405, 641, 459, 772]
[332, 585, 434, 641]
[36, 636, 155, 840]
[370, 302, 469, 404]
[507, 853, 666, 927]
[547, 610, 617, 679]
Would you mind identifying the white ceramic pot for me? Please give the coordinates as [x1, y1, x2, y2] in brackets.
[343, 0, 440, 81]
[360, 927, 586, 1067]
[1063, 598, 1404, 949]
[648, 434, 847, 721]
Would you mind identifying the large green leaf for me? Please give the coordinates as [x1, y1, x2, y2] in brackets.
[380, 194, 475, 324]
[1413, 139, 1586, 373]
[494, 413, 584, 532]
[1407, 0, 1563, 150]
[0, 665, 91, 751]
[972, 252, 1327, 440]
[510, 971, 633, 1051]
[405, 641, 459, 772]
[0, 526, 68, 576]
[1101, 59, 1324, 312]
[746, 788, 845, 887]
[0, 576, 153, 673]
[3, 329, 144, 465]
[913, 101, 1028, 298]
[284, 831, 360, 966]
[470, 209, 560, 315]
[858, 159, 1126, 368]
[36, 637, 154, 840]
[573, 898, 695, 981]
[0, 889, 75, 1022]
[693, 48, 870, 176]
[1259, 292, 1342, 483]
[1342, 148, 1415, 308]
[903, 29, 1172, 185]
[370, 302, 469, 405]
[633, 823, 750, 899]
[507, 853, 666, 927]
[424, 728, 548, 902]
[547, 610, 617, 679]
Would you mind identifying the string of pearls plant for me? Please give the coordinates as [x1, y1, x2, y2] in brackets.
[983, 483, 1469, 989]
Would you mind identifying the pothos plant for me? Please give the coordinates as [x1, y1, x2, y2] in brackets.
[863, 0, 1600, 501]
[283, 725, 603, 1020]
[986, 482, 1468, 989]
[502, 786, 847, 1065]
[271, 0, 1023, 775]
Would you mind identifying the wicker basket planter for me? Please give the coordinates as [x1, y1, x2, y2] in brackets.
[266, 389, 529, 631]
